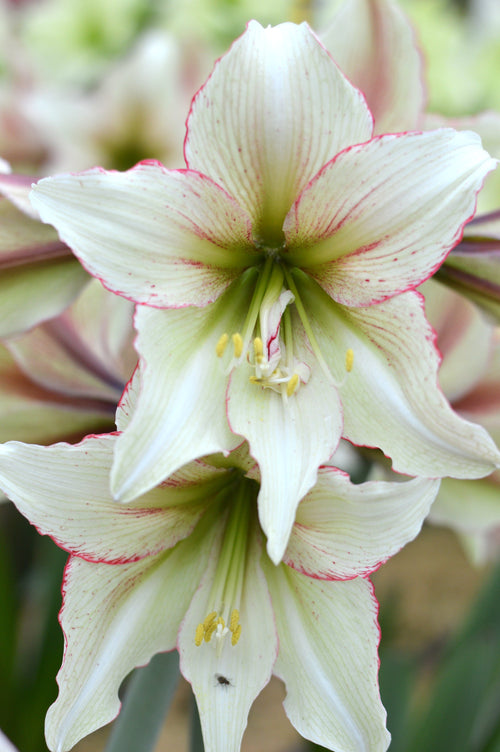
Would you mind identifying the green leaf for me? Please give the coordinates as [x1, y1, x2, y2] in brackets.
[105, 651, 180, 752]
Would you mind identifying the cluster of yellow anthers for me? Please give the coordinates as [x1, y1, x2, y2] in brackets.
[215, 332, 243, 359]
[195, 609, 242, 647]
[216, 331, 303, 396]
[216, 330, 354, 396]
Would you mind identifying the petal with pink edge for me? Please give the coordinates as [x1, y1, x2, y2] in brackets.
[284, 130, 496, 306]
[264, 563, 390, 752]
[30, 164, 256, 308]
[297, 275, 500, 477]
[284, 469, 440, 580]
[46, 525, 214, 752]
[320, 0, 424, 134]
[185, 20, 372, 244]
[0, 436, 219, 563]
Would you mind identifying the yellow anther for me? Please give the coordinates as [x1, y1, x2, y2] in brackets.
[286, 373, 300, 396]
[217, 616, 225, 629]
[215, 333, 229, 357]
[203, 611, 217, 630]
[231, 624, 242, 646]
[232, 332, 243, 358]
[195, 623, 205, 647]
[253, 336, 264, 363]
[204, 620, 218, 642]
[345, 348, 354, 373]
[229, 609, 240, 632]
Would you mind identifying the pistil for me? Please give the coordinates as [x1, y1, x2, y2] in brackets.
[194, 478, 254, 653]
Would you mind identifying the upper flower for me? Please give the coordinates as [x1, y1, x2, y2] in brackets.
[30, 20, 500, 561]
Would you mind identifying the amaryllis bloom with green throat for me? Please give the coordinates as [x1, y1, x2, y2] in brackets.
[0, 381, 441, 752]
[30, 20, 500, 563]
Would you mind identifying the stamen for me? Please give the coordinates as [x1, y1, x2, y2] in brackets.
[229, 609, 240, 632]
[195, 608, 242, 648]
[286, 373, 299, 396]
[231, 624, 242, 646]
[215, 333, 229, 357]
[203, 612, 217, 630]
[193, 484, 252, 651]
[345, 348, 354, 373]
[253, 337, 264, 363]
[232, 333, 243, 358]
[195, 624, 204, 647]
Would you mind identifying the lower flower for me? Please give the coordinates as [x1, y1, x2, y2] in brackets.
[0, 425, 440, 752]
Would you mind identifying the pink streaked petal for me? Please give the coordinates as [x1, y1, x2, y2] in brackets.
[185, 20, 373, 244]
[0, 342, 116, 444]
[284, 469, 439, 580]
[111, 276, 256, 502]
[321, 0, 424, 134]
[298, 276, 500, 477]
[7, 281, 134, 404]
[46, 526, 214, 752]
[227, 313, 343, 565]
[0, 436, 213, 563]
[264, 564, 389, 752]
[284, 130, 496, 306]
[30, 163, 256, 308]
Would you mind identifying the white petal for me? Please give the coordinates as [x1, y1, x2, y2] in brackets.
[284, 130, 496, 306]
[227, 314, 343, 564]
[178, 526, 278, 752]
[285, 469, 440, 579]
[298, 277, 500, 477]
[111, 276, 255, 501]
[0, 729, 19, 752]
[265, 563, 390, 752]
[30, 164, 255, 308]
[46, 527, 213, 752]
[0, 437, 211, 562]
[186, 20, 372, 243]
[321, 0, 424, 133]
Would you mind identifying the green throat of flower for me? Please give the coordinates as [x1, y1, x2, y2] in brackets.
[215, 255, 354, 396]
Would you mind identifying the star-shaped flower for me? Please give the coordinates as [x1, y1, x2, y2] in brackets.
[30, 21, 500, 562]
[0, 389, 440, 752]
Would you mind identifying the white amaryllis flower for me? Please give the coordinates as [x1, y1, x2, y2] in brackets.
[30, 21, 500, 563]
[0, 396, 440, 752]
